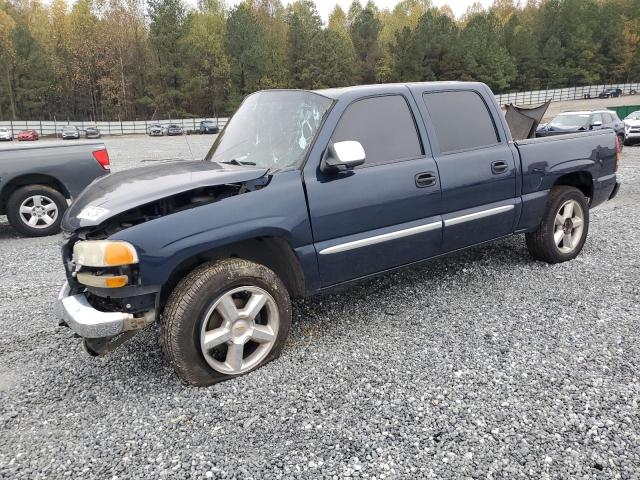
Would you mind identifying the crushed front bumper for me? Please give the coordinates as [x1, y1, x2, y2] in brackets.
[56, 282, 155, 338]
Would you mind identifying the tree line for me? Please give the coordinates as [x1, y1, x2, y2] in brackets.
[1, 0, 639, 121]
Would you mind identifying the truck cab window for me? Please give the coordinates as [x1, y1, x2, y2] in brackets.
[331, 95, 423, 166]
[423, 91, 499, 153]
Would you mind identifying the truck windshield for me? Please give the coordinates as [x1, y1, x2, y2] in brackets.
[549, 114, 591, 128]
[205, 90, 333, 169]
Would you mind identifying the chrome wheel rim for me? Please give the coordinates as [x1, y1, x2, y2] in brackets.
[200, 286, 279, 375]
[19, 195, 58, 229]
[554, 200, 584, 253]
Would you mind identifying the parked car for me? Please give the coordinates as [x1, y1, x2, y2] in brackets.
[537, 110, 626, 146]
[57, 83, 620, 386]
[0, 143, 110, 236]
[198, 120, 220, 134]
[623, 110, 640, 146]
[148, 124, 164, 136]
[61, 126, 81, 140]
[17, 129, 39, 141]
[167, 124, 183, 136]
[85, 126, 101, 139]
[598, 88, 622, 99]
[0, 127, 13, 141]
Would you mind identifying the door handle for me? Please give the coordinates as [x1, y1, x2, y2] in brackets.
[415, 172, 437, 188]
[491, 161, 509, 174]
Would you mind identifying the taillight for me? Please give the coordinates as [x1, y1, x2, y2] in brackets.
[92, 149, 110, 170]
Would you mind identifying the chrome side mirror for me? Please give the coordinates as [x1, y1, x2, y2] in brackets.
[321, 141, 366, 173]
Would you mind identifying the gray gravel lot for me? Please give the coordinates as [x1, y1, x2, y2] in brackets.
[1, 135, 639, 479]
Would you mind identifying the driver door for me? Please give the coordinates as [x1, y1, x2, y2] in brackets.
[303, 92, 443, 287]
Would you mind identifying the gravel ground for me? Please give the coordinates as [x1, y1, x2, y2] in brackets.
[0, 136, 639, 479]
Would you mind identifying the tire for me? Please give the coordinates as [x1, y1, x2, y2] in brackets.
[160, 258, 292, 386]
[6, 184, 67, 237]
[525, 186, 589, 264]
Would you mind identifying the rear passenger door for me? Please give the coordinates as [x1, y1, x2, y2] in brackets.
[417, 89, 518, 252]
[304, 92, 443, 286]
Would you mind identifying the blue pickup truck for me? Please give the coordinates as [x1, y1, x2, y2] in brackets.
[56, 82, 620, 386]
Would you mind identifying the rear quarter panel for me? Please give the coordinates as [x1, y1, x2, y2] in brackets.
[0, 143, 108, 200]
[514, 130, 617, 232]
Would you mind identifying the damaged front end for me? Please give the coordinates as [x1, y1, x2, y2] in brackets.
[57, 161, 271, 356]
[57, 234, 159, 356]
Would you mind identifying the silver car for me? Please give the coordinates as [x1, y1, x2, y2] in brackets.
[61, 126, 81, 140]
[0, 127, 13, 141]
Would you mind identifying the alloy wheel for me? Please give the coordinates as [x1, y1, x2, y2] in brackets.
[200, 286, 279, 375]
[553, 199, 584, 253]
[19, 195, 58, 229]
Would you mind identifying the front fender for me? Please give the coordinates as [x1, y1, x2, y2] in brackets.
[110, 170, 315, 288]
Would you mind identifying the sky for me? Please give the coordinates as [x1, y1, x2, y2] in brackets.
[224, 0, 495, 20]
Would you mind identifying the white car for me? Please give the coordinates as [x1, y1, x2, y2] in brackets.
[0, 127, 13, 141]
[624, 111, 640, 146]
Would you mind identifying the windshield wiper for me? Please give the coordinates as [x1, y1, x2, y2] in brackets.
[220, 159, 257, 166]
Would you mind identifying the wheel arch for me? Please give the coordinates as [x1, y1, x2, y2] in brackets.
[0, 174, 71, 215]
[159, 236, 306, 310]
[552, 171, 593, 201]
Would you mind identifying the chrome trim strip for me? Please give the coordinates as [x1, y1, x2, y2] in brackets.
[445, 204, 514, 227]
[319, 221, 442, 255]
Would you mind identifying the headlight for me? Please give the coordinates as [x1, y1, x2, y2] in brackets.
[73, 240, 139, 267]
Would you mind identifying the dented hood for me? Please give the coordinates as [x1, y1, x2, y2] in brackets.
[63, 160, 268, 230]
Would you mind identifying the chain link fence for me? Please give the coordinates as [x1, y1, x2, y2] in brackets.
[0, 117, 228, 138]
[495, 82, 640, 106]
[2, 82, 640, 137]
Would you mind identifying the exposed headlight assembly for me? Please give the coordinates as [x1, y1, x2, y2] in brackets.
[74, 240, 138, 267]
[73, 241, 139, 288]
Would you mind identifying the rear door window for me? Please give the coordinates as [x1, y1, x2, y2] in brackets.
[332, 95, 423, 166]
[422, 91, 500, 153]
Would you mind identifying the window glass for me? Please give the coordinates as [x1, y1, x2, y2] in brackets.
[592, 113, 604, 124]
[206, 90, 333, 169]
[332, 95, 422, 166]
[423, 91, 499, 153]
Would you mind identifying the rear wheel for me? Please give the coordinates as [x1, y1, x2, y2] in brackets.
[160, 259, 292, 386]
[6, 185, 67, 237]
[525, 186, 589, 264]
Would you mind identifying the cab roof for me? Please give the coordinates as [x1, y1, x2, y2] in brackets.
[314, 81, 484, 99]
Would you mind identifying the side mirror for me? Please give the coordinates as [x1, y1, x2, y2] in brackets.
[321, 141, 366, 173]
[591, 121, 603, 129]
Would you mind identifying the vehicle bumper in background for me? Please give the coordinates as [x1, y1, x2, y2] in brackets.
[56, 281, 155, 338]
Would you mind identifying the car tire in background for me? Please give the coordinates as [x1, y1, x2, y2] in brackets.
[160, 258, 292, 386]
[525, 186, 589, 264]
[6, 184, 67, 237]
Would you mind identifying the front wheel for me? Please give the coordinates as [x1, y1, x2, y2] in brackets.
[160, 259, 292, 386]
[525, 186, 589, 264]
